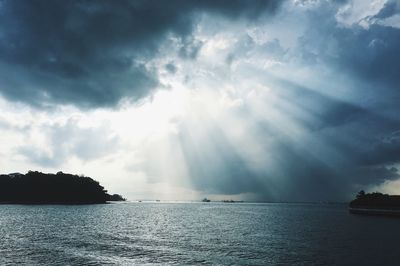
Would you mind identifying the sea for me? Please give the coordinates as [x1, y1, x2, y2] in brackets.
[1, 202, 399, 265]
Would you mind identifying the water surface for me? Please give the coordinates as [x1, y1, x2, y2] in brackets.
[1, 202, 399, 265]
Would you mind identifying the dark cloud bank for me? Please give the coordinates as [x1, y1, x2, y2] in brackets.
[0, 0, 279, 107]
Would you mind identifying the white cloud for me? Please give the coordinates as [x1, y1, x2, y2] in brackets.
[378, 13, 400, 28]
[336, 0, 387, 28]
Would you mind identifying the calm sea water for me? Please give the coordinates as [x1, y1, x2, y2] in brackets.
[0, 202, 399, 265]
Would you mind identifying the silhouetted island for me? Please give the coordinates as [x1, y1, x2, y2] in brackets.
[0, 171, 126, 204]
[349, 190, 400, 216]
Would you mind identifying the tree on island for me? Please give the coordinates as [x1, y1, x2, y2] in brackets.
[0, 171, 126, 204]
[356, 190, 365, 199]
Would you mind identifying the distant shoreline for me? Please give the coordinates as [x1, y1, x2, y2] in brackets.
[128, 200, 347, 204]
[349, 207, 400, 216]
[0, 201, 110, 205]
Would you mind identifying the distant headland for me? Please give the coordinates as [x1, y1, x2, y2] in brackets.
[0, 171, 126, 204]
[349, 190, 400, 216]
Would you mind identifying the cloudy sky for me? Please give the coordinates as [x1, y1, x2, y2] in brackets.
[0, 0, 399, 201]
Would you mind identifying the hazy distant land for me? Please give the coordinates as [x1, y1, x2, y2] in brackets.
[0, 171, 125, 204]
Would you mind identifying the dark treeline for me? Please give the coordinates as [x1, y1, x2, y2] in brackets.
[0, 171, 125, 204]
[349, 190, 400, 209]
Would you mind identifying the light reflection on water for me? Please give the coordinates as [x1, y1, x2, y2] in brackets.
[1, 202, 400, 265]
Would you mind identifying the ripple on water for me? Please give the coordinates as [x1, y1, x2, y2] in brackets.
[1, 203, 400, 265]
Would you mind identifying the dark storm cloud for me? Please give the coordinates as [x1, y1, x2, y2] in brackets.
[271, 78, 367, 130]
[0, 0, 280, 108]
[257, 0, 400, 199]
[332, 25, 400, 90]
[358, 130, 400, 166]
[274, 86, 400, 200]
[298, 0, 400, 98]
[375, 0, 400, 19]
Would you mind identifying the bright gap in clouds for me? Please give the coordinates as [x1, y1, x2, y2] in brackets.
[0, 72, 291, 201]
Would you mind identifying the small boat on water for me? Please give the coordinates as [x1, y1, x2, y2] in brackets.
[221, 200, 244, 203]
[349, 191, 400, 216]
[202, 198, 210, 202]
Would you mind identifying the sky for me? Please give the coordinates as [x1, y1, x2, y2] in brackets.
[0, 0, 399, 201]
